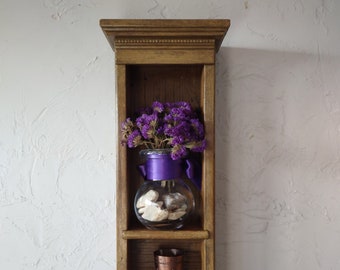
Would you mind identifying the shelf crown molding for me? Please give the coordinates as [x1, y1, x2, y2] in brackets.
[100, 19, 230, 52]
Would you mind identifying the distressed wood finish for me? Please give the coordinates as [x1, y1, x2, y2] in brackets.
[100, 19, 230, 270]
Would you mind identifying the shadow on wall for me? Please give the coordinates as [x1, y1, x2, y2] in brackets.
[214, 47, 340, 269]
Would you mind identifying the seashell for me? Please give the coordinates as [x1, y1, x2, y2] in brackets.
[168, 210, 187, 220]
[163, 192, 187, 211]
[136, 190, 159, 208]
[142, 204, 169, 222]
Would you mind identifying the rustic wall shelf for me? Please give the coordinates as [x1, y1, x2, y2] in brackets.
[100, 19, 230, 270]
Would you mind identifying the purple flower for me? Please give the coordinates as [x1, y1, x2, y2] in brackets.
[121, 118, 133, 134]
[136, 113, 157, 139]
[171, 144, 188, 160]
[190, 119, 205, 139]
[121, 118, 135, 145]
[127, 130, 142, 148]
[169, 108, 187, 121]
[152, 101, 164, 113]
[191, 139, 207, 152]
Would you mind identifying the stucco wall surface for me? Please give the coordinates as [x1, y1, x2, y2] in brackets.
[1, 1, 340, 270]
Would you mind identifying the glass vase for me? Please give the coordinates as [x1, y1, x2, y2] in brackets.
[134, 149, 195, 230]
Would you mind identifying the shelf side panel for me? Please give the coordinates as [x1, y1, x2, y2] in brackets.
[201, 64, 216, 270]
[116, 64, 128, 270]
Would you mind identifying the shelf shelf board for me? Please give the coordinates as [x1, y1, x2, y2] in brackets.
[122, 229, 210, 240]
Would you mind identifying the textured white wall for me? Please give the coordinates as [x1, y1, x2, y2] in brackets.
[1, 1, 340, 270]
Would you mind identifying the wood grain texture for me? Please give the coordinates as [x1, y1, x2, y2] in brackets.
[116, 64, 128, 270]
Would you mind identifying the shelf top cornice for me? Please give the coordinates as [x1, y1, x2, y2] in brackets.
[100, 19, 230, 52]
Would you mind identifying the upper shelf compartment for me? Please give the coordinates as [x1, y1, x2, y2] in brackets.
[99, 19, 230, 64]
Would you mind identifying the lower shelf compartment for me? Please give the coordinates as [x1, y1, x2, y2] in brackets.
[127, 239, 202, 270]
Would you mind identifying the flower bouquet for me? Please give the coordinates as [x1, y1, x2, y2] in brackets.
[121, 101, 206, 230]
[121, 101, 206, 159]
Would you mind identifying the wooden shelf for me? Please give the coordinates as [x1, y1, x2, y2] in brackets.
[100, 19, 230, 270]
[123, 229, 210, 240]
